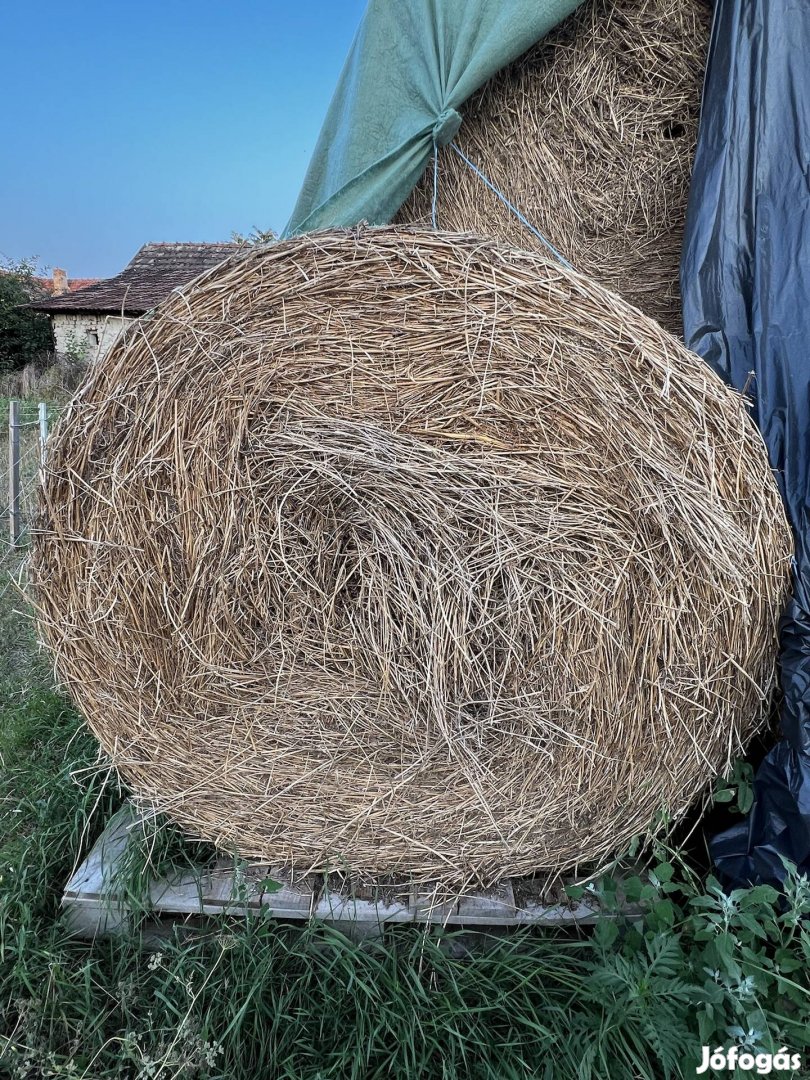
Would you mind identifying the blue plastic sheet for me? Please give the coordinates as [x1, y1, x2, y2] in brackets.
[681, 0, 810, 883]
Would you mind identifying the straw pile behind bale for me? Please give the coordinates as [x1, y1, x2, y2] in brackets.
[31, 229, 790, 887]
[398, 0, 712, 335]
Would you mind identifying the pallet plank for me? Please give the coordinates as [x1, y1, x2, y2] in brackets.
[61, 805, 636, 938]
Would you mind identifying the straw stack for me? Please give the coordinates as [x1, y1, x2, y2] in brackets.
[398, 0, 712, 334]
[31, 229, 790, 886]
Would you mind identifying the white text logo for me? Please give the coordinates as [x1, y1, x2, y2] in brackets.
[696, 1046, 801, 1075]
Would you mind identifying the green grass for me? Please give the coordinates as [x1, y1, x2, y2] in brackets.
[0, 685, 809, 1079]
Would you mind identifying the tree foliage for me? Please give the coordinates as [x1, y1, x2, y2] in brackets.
[230, 226, 278, 246]
[0, 258, 54, 372]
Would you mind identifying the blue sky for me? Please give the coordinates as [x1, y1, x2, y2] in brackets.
[0, 0, 366, 278]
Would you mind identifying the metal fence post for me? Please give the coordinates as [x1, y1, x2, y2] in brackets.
[8, 399, 21, 545]
[39, 401, 48, 463]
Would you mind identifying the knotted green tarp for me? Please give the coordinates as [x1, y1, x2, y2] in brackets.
[283, 0, 583, 236]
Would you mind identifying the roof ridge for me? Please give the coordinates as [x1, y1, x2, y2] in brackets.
[140, 241, 238, 248]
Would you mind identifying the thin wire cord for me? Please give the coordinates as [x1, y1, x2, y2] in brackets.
[431, 140, 440, 230]
[448, 142, 576, 272]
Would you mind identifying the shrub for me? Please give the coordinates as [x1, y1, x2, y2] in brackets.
[0, 259, 54, 373]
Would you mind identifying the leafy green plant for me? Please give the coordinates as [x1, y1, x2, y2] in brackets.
[0, 259, 54, 372]
[61, 328, 89, 364]
[570, 850, 810, 1071]
[230, 227, 278, 246]
[713, 759, 756, 815]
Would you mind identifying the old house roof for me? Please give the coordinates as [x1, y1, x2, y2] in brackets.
[29, 242, 238, 315]
[34, 276, 100, 294]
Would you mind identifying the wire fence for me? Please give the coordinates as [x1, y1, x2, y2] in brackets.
[1, 399, 67, 688]
[3, 398, 64, 552]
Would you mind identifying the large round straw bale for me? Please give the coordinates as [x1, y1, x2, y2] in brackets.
[32, 229, 790, 886]
[398, 0, 711, 335]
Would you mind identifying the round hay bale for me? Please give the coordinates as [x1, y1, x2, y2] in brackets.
[32, 229, 790, 886]
[397, 0, 711, 335]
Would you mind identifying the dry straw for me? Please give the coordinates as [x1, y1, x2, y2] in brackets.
[31, 228, 790, 887]
[398, 0, 711, 335]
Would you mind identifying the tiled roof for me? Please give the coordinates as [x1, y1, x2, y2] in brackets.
[34, 277, 100, 294]
[29, 242, 238, 315]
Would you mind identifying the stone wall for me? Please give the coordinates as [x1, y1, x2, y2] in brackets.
[52, 313, 133, 364]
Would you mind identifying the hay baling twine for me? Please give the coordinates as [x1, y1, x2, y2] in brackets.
[431, 138, 576, 272]
[428, 102, 573, 268]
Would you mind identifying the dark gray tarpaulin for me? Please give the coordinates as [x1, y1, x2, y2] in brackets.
[681, 0, 810, 882]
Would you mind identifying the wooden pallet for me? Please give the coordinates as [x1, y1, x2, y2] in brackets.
[62, 806, 626, 940]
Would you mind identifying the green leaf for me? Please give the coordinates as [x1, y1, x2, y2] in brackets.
[697, 1008, 716, 1043]
[742, 884, 779, 907]
[736, 913, 768, 941]
[701, 981, 726, 1005]
[775, 954, 804, 974]
[593, 919, 619, 950]
[714, 787, 735, 803]
[714, 933, 743, 981]
[257, 877, 284, 894]
[622, 875, 643, 902]
[623, 926, 644, 954]
[736, 784, 754, 814]
[626, 833, 642, 858]
[650, 899, 676, 929]
[689, 895, 720, 910]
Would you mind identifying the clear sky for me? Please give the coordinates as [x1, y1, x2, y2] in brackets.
[0, 0, 366, 278]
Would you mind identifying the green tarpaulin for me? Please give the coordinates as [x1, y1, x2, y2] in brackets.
[283, 0, 583, 236]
